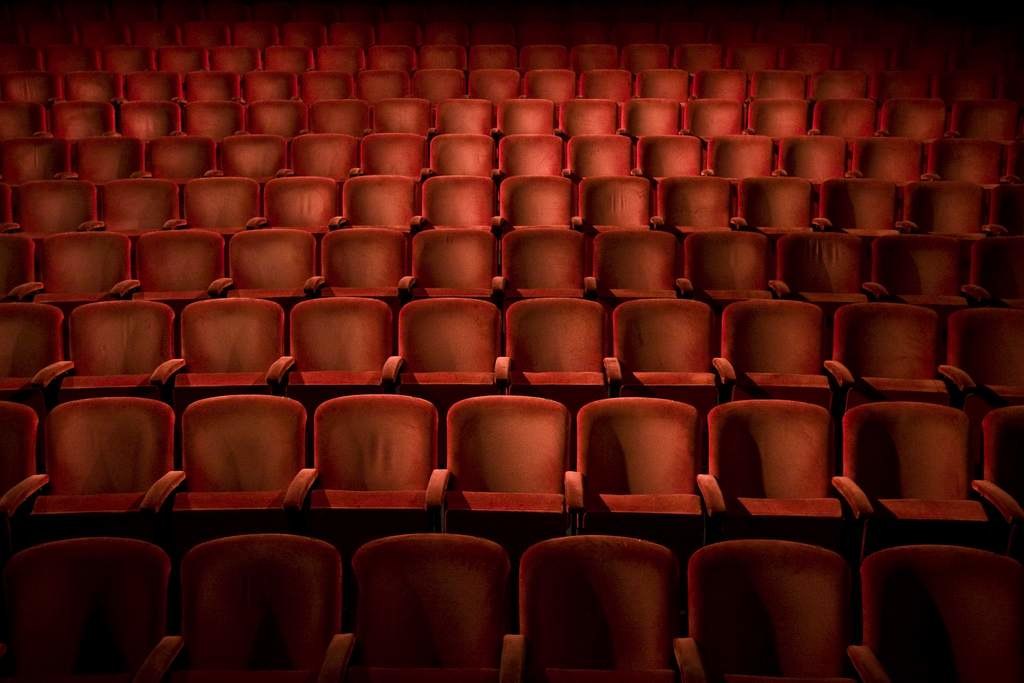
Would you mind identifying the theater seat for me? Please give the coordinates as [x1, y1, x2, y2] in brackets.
[816, 178, 899, 237]
[573, 176, 651, 233]
[681, 231, 772, 310]
[0, 400, 43, 554]
[24, 232, 134, 315]
[652, 176, 732, 235]
[520, 535, 684, 681]
[146, 136, 216, 185]
[733, 176, 814, 236]
[499, 229, 587, 300]
[28, 397, 182, 541]
[401, 230, 498, 299]
[344, 534, 515, 682]
[308, 397, 443, 557]
[634, 135, 702, 179]
[416, 176, 495, 230]
[253, 176, 340, 234]
[496, 134, 564, 179]
[569, 398, 703, 559]
[682, 540, 855, 682]
[182, 177, 260, 237]
[589, 230, 684, 301]
[172, 397, 315, 548]
[0, 233, 34, 294]
[496, 176, 573, 230]
[11, 179, 98, 238]
[851, 545, 1023, 683]
[1, 538, 176, 682]
[704, 135, 773, 179]
[899, 180, 990, 239]
[73, 137, 145, 185]
[865, 235, 967, 315]
[976, 407, 1024, 556]
[338, 175, 418, 231]
[215, 228, 316, 307]
[771, 232, 868, 323]
[97, 178, 181, 236]
[964, 236, 1024, 307]
[0, 302, 66, 414]
[309, 228, 405, 300]
[170, 534, 350, 682]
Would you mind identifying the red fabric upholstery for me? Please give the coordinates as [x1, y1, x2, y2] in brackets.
[229, 229, 316, 292]
[776, 136, 847, 184]
[811, 98, 876, 138]
[567, 135, 633, 179]
[75, 137, 145, 185]
[775, 232, 863, 296]
[0, 233, 34, 293]
[16, 179, 96, 236]
[497, 99, 555, 135]
[181, 298, 283, 373]
[561, 99, 619, 138]
[220, 134, 288, 182]
[860, 545, 1024, 683]
[68, 300, 173, 376]
[684, 231, 769, 295]
[0, 302, 63, 378]
[184, 177, 260, 233]
[902, 181, 985, 236]
[497, 134, 563, 178]
[498, 176, 572, 228]
[506, 299, 605, 373]
[136, 230, 225, 294]
[592, 231, 678, 297]
[147, 136, 216, 184]
[0, 400, 37, 495]
[849, 138, 923, 184]
[818, 178, 898, 235]
[100, 179, 179, 234]
[342, 175, 417, 228]
[705, 135, 773, 179]
[501, 229, 585, 297]
[264, 177, 337, 232]
[310, 100, 372, 136]
[736, 177, 813, 233]
[635, 135, 702, 179]
[688, 540, 851, 680]
[39, 232, 130, 295]
[833, 303, 939, 380]
[399, 299, 499, 372]
[429, 134, 495, 177]
[1, 138, 68, 184]
[656, 176, 731, 232]
[184, 101, 244, 141]
[4, 538, 169, 678]
[421, 176, 494, 229]
[983, 406, 1024, 512]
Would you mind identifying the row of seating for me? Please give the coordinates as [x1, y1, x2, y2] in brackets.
[2, 174, 1023, 237]
[7, 534, 1020, 682]
[2, 395, 1021, 558]
[7, 132, 1024, 189]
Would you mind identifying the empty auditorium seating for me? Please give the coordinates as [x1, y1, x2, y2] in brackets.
[966, 235, 1024, 306]
[900, 180, 989, 237]
[309, 99, 372, 136]
[433, 98, 492, 136]
[218, 133, 288, 182]
[373, 98, 431, 135]
[745, 98, 809, 138]
[51, 101, 116, 140]
[339, 174, 417, 230]
[428, 133, 494, 178]
[468, 68, 521, 105]
[682, 231, 772, 308]
[691, 69, 746, 101]
[704, 134, 773, 178]
[499, 228, 586, 299]
[749, 69, 805, 99]
[559, 98, 619, 137]
[0, 302, 65, 412]
[776, 135, 847, 184]
[564, 134, 632, 179]
[256, 176, 339, 233]
[73, 136, 144, 184]
[1, 137, 68, 185]
[182, 176, 259, 235]
[949, 99, 1020, 141]
[866, 235, 966, 312]
[184, 100, 244, 141]
[924, 138, 1006, 186]
[417, 175, 494, 229]
[98, 178, 181, 235]
[495, 98, 555, 136]
[733, 176, 814, 235]
[635, 69, 689, 101]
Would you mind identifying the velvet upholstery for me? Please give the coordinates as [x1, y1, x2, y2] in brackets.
[635, 136, 702, 179]
[184, 177, 260, 234]
[683, 99, 743, 138]
[578, 176, 650, 230]
[858, 545, 1024, 683]
[566, 135, 633, 179]
[185, 71, 242, 101]
[136, 230, 225, 294]
[429, 134, 495, 177]
[746, 98, 808, 138]
[982, 406, 1024, 522]
[247, 101, 309, 138]
[16, 180, 96, 236]
[848, 138, 923, 184]
[656, 176, 731, 233]
[775, 136, 846, 184]
[342, 175, 418, 229]
[414, 69, 466, 103]
[228, 229, 316, 292]
[950, 99, 1019, 141]
[498, 176, 573, 228]
[399, 299, 499, 373]
[373, 98, 431, 136]
[177, 534, 341, 676]
[264, 177, 338, 232]
[988, 189, 1024, 237]
[290, 298, 391, 373]
[0, 233, 33, 294]
[687, 540, 852, 682]
[948, 309, 1024, 386]
[181, 298, 283, 374]
[183, 101, 244, 141]
[579, 70, 632, 102]
[736, 177, 813, 233]
[220, 134, 288, 182]
[52, 101, 116, 140]
[560, 99, 619, 138]
[811, 99, 876, 137]
[496, 99, 556, 136]
[902, 181, 986, 236]
[75, 137, 145, 184]
[749, 71, 805, 100]
[38, 232, 131, 295]
[592, 231, 679, 297]
[705, 135, 773, 179]
[878, 98, 946, 140]
[613, 298, 714, 372]
[357, 70, 411, 104]
[320, 228, 406, 294]
[520, 536, 678, 679]
[524, 69, 576, 105]
[683, 231, 770, 300]
[869, 235, 965, 309]
[292, 134, 359, 181]
[692, 70, 746, 101]
[0, 302, 63, 379]
[421, 176, 494, 229]
[817, 178, 898, 236]
[775, 232, 863, 296]
[350, 534, 508, 674]
[0, 102, 45, 139]
[309, 100, 372, 136]
[506, 299, 605, 373]
[3, 537, 170, 678]
[1, 138, 68, 185]
[0, 400, 37, 497]
[501, 229, 586, 297]
[498, 135, 564, 177]
[120, 101, 181, 141]
[926, 139, 1003, 185]
[356, 133, 425, 177]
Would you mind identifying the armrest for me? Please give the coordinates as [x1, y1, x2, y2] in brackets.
[564, 471, 584, 512]
[569, 216, 584, 231]
[811, 217, 832, 231]
[491, 275, 506, 299]
[162, 218, 188, 230]
[283, 468, 318, 511]
[729, 216, 748, 230]
[31, 360, 74, 389]
[207, 277, 234, 297]
[770, 168, 788, 177]
[711, 357, 736, 385]
[56, 171, 80, 179]
[9, 281, 44, 300]
[202, 169, 224, 177]
[944, 130, 959, 138]
[425, 468, 450, 511]
[555, 129, 570, 141]
[0, 222, 21, 233]
[275, 168, 295, 178]
[110, 279, 141, 299]
[382, 355, 403, 387]
[861, 281, 889, 300]
[630, 168, 645, 177]
[265, 355, 295, 388]
[245, 216, 270, 230]
[823, 360, 854, 389]
[832, 476, 874, 519]
[650, 215, 665, 230]
[139, 470, 186, 513]
[743, 126, 755, 135]
[696, 474, 726, 515]
[304, 276, 327, 296]
[875, 129, 890, 137]
[0, 474, 48, 517]
[150, 358, 186, 387]
[894, 220, 918, 233]
[398, 275, 416, 296]
[499, 634, 524, 683]
[133, 635, 184, 683]
[602, 355, 622, 387]
[349, 167, 364, 177]
[961, 283, 992, 305]
[847, 645, 892, 683]
[328, 216, 349, 230]
[1001, 175, 1022, 184]
[675, 277, 694, 297]
[982, 223, 1008, 236]
[768, 279, 791, 298]
[561, 169, 578, 182]
[583, 276, 598, 298]
[938, 364, 975, 394]
[317, 633, 355, 683]
[844, 169, 863, 178]
[495, 356, 510, 390]
[78, 220, 106, 231]
[973, 480, 1024, 524]
[674, 637, 706, 683]
[409, 215, 429, 231]
[920, 172, 940, 181]
[807, 127, 821, 135]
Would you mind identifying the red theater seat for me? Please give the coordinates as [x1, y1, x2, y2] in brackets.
[340, 175, 418, 230]
[559, 99, 619, 138]
[0, 233, 34, 294]
[433, 99, 493, 136]
[948, 99, 1019, 141]
[184, 71, 242, 103]
[402, 230, 498, 298]
[134, 229, 224, 308]
[811, 98, 877, 139]
[427, 134, 494, 178]
[1, 138, 68, 185]
[497, 176, 573, 230]
[208, 46, 262, 73]
[776, 135, 847, 184]
[256, 176, 339, 233]
[496, 99, 556, 136]
[634, 69, 689, 101]
[0, 302, 64, 413]
[372, 98, 432, 135]
[817, 178, 899, 237]
[652, 176, 731, 235]
[966, 235, 1024, 305]
[218, 228, 316, 305]
[749, 70, 806, 100]
[811, 71, 870, 100]
[291, 133, 359, 181]
[924, 138, 1005, 186]
[72, 137, 143, 185]
[353, 133, 426, 178]
[500, 229, 586, 299]
[98, 178, 180, 235]
[734, 176, 814, 235]
[574, 176, 651, 232]
[900, 180, 989, 238]
[878, 98, 946, 140]
[704, 134, 773, 179]
[418, 175, 495, 230]
[564, 135, 633, 180]
[184, 101, 245, 141]
[589, 230, 682, 300]
[412, 68, 466, 104]
[183, 177, 259, 236]
[682, 230, 771, 308]
[218, 134, 288, 182]
[310, 99, 372, 136]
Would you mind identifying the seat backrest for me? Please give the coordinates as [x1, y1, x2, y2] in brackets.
[180, 534, 340, 671]
[984, 406, 1024, 506]
[342, 174, 418, 228]
[970, 235, 1024, 299]
[228, 228, 316, 290]
[45, 397, 172, 494]
[181, 298, 284, 373]
[903, 181, 984, 235]
[832, 303, 938, 380]
[352, 534, 509, 669]
[17, 180, 96, 235]
[136, 229, 225, 293]
[737, 177, 812, 228]
[844, 402, 969, 499]
[775, 232, 862, 294]
[264, 176, 338, 230]
[592, 230, 677, 290]
[69, 300, 173, 376]
[636, 135, 702, 178]
[577, 397, 698, 495]
[683, 231, 768, 291]
[184, 177, 260, 230]
[579, 176, 650, 227]
[0, 302, 63, 378]
[613, 299, 712, 373]
[447, 395, 567, 493]
[707, 134, 773, 179]
[506, 299, 605, 372]
[101, 178, 179, 233]
[947, 309, 1024, 387]
[567, 134, 633, 177]
[4, 538, 169, 678]
[520, 536, 677, 676]
[689, 540, 851, 680]
[501, 228, 585, 290]
[399, 298, 500, 373]
[182, 396, 304, 491]
[321, 228, 406, 288]
[721, 300, 823, 374]
[776, 135, 847, 184]
[290, 297, 391, 373]
[708, 400, 832, 498]
[499, 176, 572, 228]
[360, 132, 426, 177]
[429, 134, 495, 177]
[314, 395, 435, 490]
[0, 233, 34, 293]
[871, 234, 961, 296]
[860, 545, 1024, 683]
[657, 176, 731, 228]
[0, 400, 37, 494]
[421, 175, 494, 228]
[819, 178, 897, 230]
[41, 232, 130, 294]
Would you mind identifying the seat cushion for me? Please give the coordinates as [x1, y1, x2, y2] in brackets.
[32, 492, 145, 514]
[287, 370, 383, 387]
[446, 491, 564, 513]
[171, 671, 315, 683]
[346, 667, 499, 683]
[400, 372, 495, 386]
[172, 491, 286, 510]
[0, 676, 132, 683]
[724, 676, 855, 683]
[625, 371, 716, 387]
[58, 374, 152, 390]
[175, 371, 269, 388]
[876, 498, 989, 522]
[544, 669, 677, 683]
[858, 377, 947, 401]
[512, 371, 605, 386]
[732, 498, 843, 518]
[586, 493, 702, 515]
[309, 489, 426, 510]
